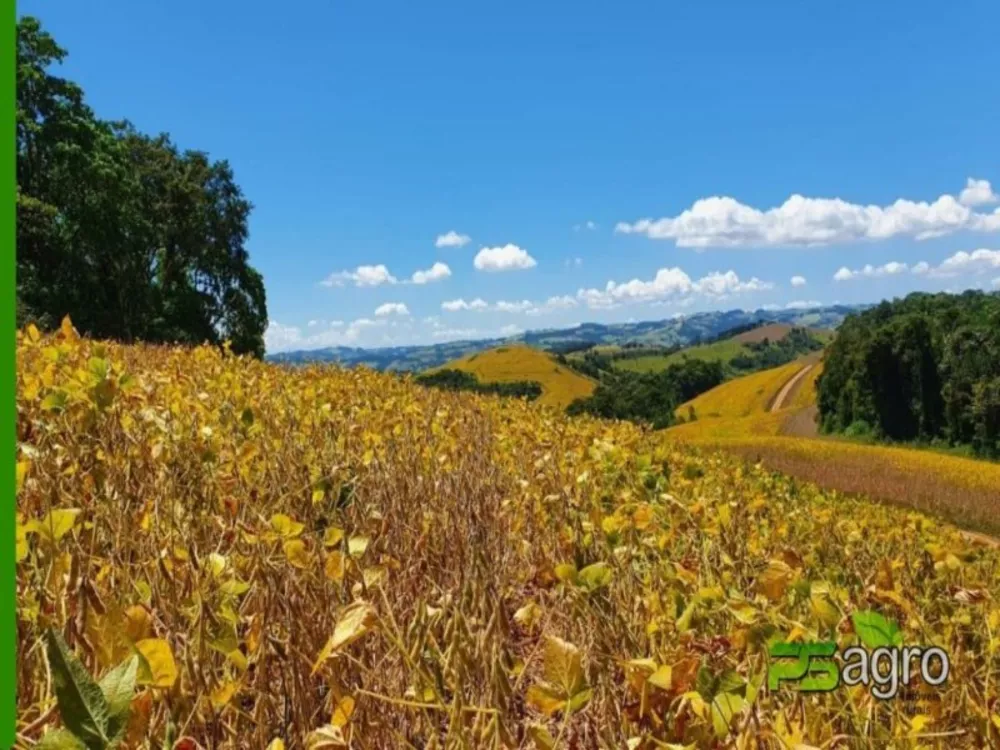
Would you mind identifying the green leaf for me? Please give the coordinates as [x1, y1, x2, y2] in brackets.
[711, 692, 745, 738]
[35, 729, 88, 750]
[851, 610, 902, 648]
[577, 562, 613, 591]
[99, 656, 138, 742]
[45, 629, 112, 750]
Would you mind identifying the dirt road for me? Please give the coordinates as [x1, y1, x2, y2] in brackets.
[770, 364, 813, 412]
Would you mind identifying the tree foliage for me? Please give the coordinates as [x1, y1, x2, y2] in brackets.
[818, 290, 1000, 457]
[567, 359, 725, 429]
[16, 17, 267, 356]
[414, 369, 543, 400]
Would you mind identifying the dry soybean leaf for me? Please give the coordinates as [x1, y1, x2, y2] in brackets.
[210, 680, 238, 709]
[757, 559, 793, 602]
[323, 526, 345, 547]
[265, 741, 286, 750]
[528, 724, 557, 749]
[312, 601, 378, 674]
[305, 724, 348, 748]
[348, 536, 369, 557]
[283, 539, 310, 569]
[332, 695, 355, 728]
[270, 513, 304, 538]
[514, 601, 543, 631]
[136, 638, 178, 688]
[325, 552, 345, 583]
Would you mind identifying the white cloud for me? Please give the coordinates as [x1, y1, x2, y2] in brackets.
[410, 261, 452, 284]
[374, 302, 410, 317]
[473, 244, 537, 272]
[927, 248, 1000, 278]
[615, 178, 1000, 248]
[264, 321, 303, 352]
[790, 275, 807, 287]
[575, 267, 772, 310]
[832, 261, 909, 281]
[993, 276, 1000, 289]
[435, 230, 471, 248]
[911, 261, 930, 275]
[573, 221, 597, 232]
[539, 295, 578, 311]
[431, 328, 478, 339]
[264, 317, 390, 353]
[564, 256, 584, 268]
[784, 300, 822, 309]
[500, 324, 523, 336]
[441, 297, 489, 312]
[322, 264, 398, 288]
[495, 300, 534, 313]
[959, 178, 998, 208]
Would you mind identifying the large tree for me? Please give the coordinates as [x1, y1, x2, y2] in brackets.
[16, 17, 267, 357]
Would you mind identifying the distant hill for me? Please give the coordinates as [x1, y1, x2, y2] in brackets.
[429, 345, 596, 409]
[613, 322, 833, 375]
[267, 304, 862, 370]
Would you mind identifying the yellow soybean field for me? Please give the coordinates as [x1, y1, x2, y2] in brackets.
[15, 322, 1000, 748]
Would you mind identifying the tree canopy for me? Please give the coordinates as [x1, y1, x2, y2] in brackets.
[16, 17, 267, 356]
[817, 290, 1000, 457]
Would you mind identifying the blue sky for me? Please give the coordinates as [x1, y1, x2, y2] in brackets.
[24, 0, 1000, 351]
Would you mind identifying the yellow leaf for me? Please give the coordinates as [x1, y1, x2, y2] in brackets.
[270, 513, 304, 538]
[136, 638, 178, 688]
[207, 552, 228, 578]
[210, 680, 238, 709]
[332, 695, 355, 728]
[26, 323, 41, 343]
[284, 539, 310, 569]
[648, 664, 672, 691]
[323, 527, 345, 547]
[60, 315, 79, 341]
[312, 601, 378, 674]
[528, 724, 557, 749]
[325, 551, 345, 582]
[348, 536, 369, 557]
[541, 636, 585, 696]
[757, 559, 793, 602]
[266, 741, 286, 750]
[305, 724, 348, 748]
[27, 508, 82, 545]
[124, 605, 152, 642]
[514, 601, 543, 631]
[16, 461, 29, 495]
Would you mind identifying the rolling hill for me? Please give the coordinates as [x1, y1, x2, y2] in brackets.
[267, 304, 861, 370]
[429, 344, 596, 409]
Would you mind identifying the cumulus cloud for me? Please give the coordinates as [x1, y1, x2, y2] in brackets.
[911, 261, 930, 275]
[264, 317, 389, 353]
[435, 230, 471, 248]
[833, 261, 910, 281]
[790, 275, 807, 287]
[473, 244, 537, 272]
[374, 302, 410, 317]
[959, 178, 999, 207]
[575, 267, 772, 310]
[431, 328, 478, 339]
[500, 324, 523, 336]
[441, 298, 489, 312]
[927, 248, 1000, 278]
[784, 300, 822, 310]
[494, 300, 534, 313]
[573, 221, 597, 232]
[322, 264, 398, 288]
[615, 178, 1000, 248]
[410, 262, 451, 284]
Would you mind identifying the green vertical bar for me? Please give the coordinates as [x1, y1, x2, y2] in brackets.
[1, 0, 14, 745]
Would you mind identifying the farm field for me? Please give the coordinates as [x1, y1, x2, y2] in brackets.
[426, 344, 595, 409]
[668, 359, 1000, 536]
[15, 324, 1000, 747]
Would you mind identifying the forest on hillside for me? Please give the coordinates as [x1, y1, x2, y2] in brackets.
[818, 290, 1000, 457]
[16, 18, 267, 356]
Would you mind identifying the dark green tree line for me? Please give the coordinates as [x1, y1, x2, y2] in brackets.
[817, 290, 1000, 457]
[17, 17, 267, 356]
